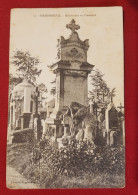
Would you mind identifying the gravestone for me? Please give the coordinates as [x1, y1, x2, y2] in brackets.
[34, 115, 42, 141]
[109, 106, 118, 129]
[107, 105, 119, 146]
[76, 128, 84, 141]
[105, 104, 119, 145]
[110, 131, 118, 146]
[84, 125, 93, 141]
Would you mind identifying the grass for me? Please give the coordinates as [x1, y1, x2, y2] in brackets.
[40, 172, 125, 188]
[7, 143, 125, 188]
[6, 143, 39, 183]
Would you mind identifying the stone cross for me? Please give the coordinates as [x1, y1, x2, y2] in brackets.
[66, 19, 80, 33]
[110, 88, 116, 103]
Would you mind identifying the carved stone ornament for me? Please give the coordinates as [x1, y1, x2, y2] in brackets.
[66, 19, 80, 33]
[65, 48, 83, 60]
[64, 70, 87, 77]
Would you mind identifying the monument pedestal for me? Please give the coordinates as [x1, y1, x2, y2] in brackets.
[8, 134, 14, 144]
[45, 117, 62, 139]
[21, 113, 31, 129]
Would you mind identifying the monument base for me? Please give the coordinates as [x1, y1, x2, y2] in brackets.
[21, 113, 31, 129]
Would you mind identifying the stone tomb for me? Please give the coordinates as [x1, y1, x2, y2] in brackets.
[109, 106, 119, 130]
[8, 79, 36, 143]
[45, 19, 94, 147]
[107, 105, 123, 146]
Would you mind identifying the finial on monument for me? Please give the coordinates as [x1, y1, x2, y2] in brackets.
[66, 19, 80, 33]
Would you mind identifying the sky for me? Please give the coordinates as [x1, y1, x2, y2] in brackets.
[9, 7, 124, 106]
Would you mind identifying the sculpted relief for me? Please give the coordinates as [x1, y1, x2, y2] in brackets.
[64, 70, 87, 77]
[65, 48, 83, 60]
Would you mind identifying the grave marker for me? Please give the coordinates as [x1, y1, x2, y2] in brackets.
[109, 106, 118, 129]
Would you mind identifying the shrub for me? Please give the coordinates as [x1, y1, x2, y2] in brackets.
[32, 137, 125, 185]
[7, 139, 125, 188]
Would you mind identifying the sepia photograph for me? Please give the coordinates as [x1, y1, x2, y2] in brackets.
[7, 7, 125, 189]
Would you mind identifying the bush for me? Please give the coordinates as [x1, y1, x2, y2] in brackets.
[32, 137, 125, 187]
[7, 139, 125, 188]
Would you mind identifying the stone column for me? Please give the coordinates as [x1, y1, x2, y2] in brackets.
[34, 116, 42, 141]
[22, 87, 32, 129]
[63, 126, 70, 137]
[34, 117, 38, 140]
[84, 76, 88, 106]
[105, 104, 110, 145]
[23, 87, 31, 113]
[21, 116, 24, 130]
[54, 70, 64, 112]
[13, 103, 15, 127]
[15, 120, 18, 128]
[29, 114, 34, 129]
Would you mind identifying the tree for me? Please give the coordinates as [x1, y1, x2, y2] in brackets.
[11, 50, 42, 84]
[88, 69, 111, 104]
[38, 83, 48, 100]
[50, 78, 56, 96]
[37, 83, 48, 108]
[38, 83, 48, 93]
[9, 73, 23, 87]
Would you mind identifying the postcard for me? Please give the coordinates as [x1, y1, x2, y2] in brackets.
[7, 7, 125, 189]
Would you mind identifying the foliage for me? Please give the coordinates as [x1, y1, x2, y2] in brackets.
[21, 131, 35, 143]
[38, 83, 48, 103]
[38, 83, 48, 93]
[9, 73, 23, 85]
[30, 137, 125, 188]
[89, 69, 111, 104]
[9, 73, 23, 90]
[11, 50, 42, 84]
[7, 139, 125, 188]
[50, 78, 56, 96]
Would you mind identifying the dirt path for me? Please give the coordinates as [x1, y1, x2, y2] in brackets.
[6, 166, 39, 189]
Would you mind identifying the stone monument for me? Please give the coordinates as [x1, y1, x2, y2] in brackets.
[51, 19, 94, 112]
[106, 104, 119, 146]
[45, 20, 94, 138]
[8, 78, 36, 143]
[45, 20, 94, 146]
